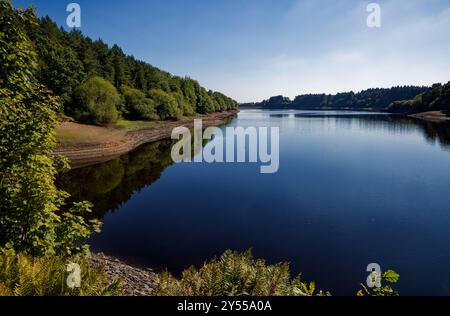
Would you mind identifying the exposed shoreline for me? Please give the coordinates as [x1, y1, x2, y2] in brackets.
[409, 111, 450, 122]
[54, 110, 239, 169]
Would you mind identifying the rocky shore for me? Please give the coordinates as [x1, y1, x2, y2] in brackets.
[90, 253, 159, 296]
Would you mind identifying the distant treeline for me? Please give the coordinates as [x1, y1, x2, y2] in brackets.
[23, 16, 238, 124]
[241, 85, 450, 114]
[389, 82, 450, 114]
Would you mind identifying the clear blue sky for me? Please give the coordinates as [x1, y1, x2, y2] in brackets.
[13, 0, 450, 102]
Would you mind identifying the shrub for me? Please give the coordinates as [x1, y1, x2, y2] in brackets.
[157, 250, 401, 297]
[70, 76, 120, 124]
[358, 270, 400, 297]
[121, 85, 158, 120]
[156, 250, 329, 296]
[0, 249, 122, 296]
[196, 88, 216, 114]
[0, 2, 100, 257]
[173, 91, 195, 116]
[148, 89, 182, 120]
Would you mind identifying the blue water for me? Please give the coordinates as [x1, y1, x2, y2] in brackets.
[60, 110, 450, 295]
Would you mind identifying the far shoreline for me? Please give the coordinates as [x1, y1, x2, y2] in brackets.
[240, 106, 450, 122]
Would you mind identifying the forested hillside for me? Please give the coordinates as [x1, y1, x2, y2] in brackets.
[243, 86, 429, 111]
[23, 16, 237, 124]
[389, 82, 450, 114]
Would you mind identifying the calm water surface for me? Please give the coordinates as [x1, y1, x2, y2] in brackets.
[59, 110, 450, 295]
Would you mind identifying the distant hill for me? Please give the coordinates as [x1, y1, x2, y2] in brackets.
[242, 86, 430, 112]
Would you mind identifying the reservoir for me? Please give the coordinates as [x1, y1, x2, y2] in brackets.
[58, 110, 450, 295]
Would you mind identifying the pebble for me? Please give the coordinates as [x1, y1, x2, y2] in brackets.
[90, 253, 159, 296]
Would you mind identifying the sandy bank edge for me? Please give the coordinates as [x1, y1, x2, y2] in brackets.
[409, 111, 450, 122]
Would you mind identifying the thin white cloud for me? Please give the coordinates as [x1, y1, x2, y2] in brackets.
[202, 0, 450, 103]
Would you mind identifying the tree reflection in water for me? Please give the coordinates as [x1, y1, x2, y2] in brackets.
[57, 115, 450, 219]
[57, 140, 177, 218]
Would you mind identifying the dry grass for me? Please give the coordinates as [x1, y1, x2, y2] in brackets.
[55, 122, 127, 146]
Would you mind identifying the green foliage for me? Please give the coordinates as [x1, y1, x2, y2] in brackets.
[173, 90, 195, 116]
[196, 88, 216, 114]
[57, 140, 178, 217]
[109, 45, 130, 88]
[148, 89, 183, 120]
[382, 270, 400, 283]
[25, 20, 85, 105]
[70, 76, 120, 124]
[358, 270, 400, 297]
[181, 78, 199, 110]
[17, 10, 237, 121]
[0, 249, 122, 296]
[157, 250, 402, 297]
[121, 85, 158, 120]
[250, 86, 429, 111]
[156, 250, 329, 296]
[389, 82, 450, 114]
[116, 119, 156, 130]
[0, 1, 100, 257]
[212, 91, 238, 111]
